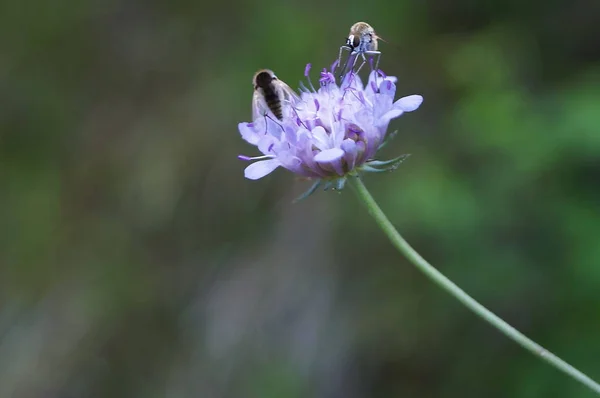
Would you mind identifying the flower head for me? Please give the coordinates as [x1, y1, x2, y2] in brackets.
[238, 62, 423, 192]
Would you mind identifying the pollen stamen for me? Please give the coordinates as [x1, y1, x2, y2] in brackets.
[238, 154, 275, 161]
[304, 63, 317, 93]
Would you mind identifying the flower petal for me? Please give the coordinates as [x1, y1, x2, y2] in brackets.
[393, 95, 423, 112]
[331, 120, 346, 147]
[378, 79, 396, 99]
[277, 152, 304, 174]
[257, 134, 279, 155]
[341, 139, 357, 171]
[311, 126, 330, 150]
[314, 148, 344, 163]
[376, 109, 404, 129]
[372, 80, 395, 120]
[331, 157, 344, 176]
[244, 159, 281, 180]
[341, 70, 364, 92]
[239, 122, 260, 145]
[366, 70, 378, 90]
[366, 71, 398, 98]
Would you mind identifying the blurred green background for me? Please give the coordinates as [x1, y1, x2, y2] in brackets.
[1, 0, 599, 396]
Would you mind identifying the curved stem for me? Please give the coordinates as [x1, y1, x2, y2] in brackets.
[350, 176, 600, 395]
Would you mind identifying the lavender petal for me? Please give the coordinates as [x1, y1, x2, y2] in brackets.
[314, 148, 344, 163]
[244, 159, 281, 180]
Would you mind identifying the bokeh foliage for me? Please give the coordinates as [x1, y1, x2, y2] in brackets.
[1, 0, 599, 397]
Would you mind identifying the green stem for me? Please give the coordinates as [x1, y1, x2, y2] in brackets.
[350, 176, 600, 395]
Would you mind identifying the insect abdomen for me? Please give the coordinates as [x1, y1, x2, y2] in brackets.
[263, 87, 283, 120]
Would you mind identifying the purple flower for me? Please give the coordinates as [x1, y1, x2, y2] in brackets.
[238, 63, 423, 189]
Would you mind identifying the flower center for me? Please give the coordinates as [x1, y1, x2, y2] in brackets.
[345, 123, 365, 142]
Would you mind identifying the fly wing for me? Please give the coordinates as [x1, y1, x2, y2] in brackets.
[277, 80, 302, 118]
[278, 80, 301, 105]
[252, 90, 266, 121]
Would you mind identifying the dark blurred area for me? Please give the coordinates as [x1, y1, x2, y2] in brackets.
[1, 0, 599, 397]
